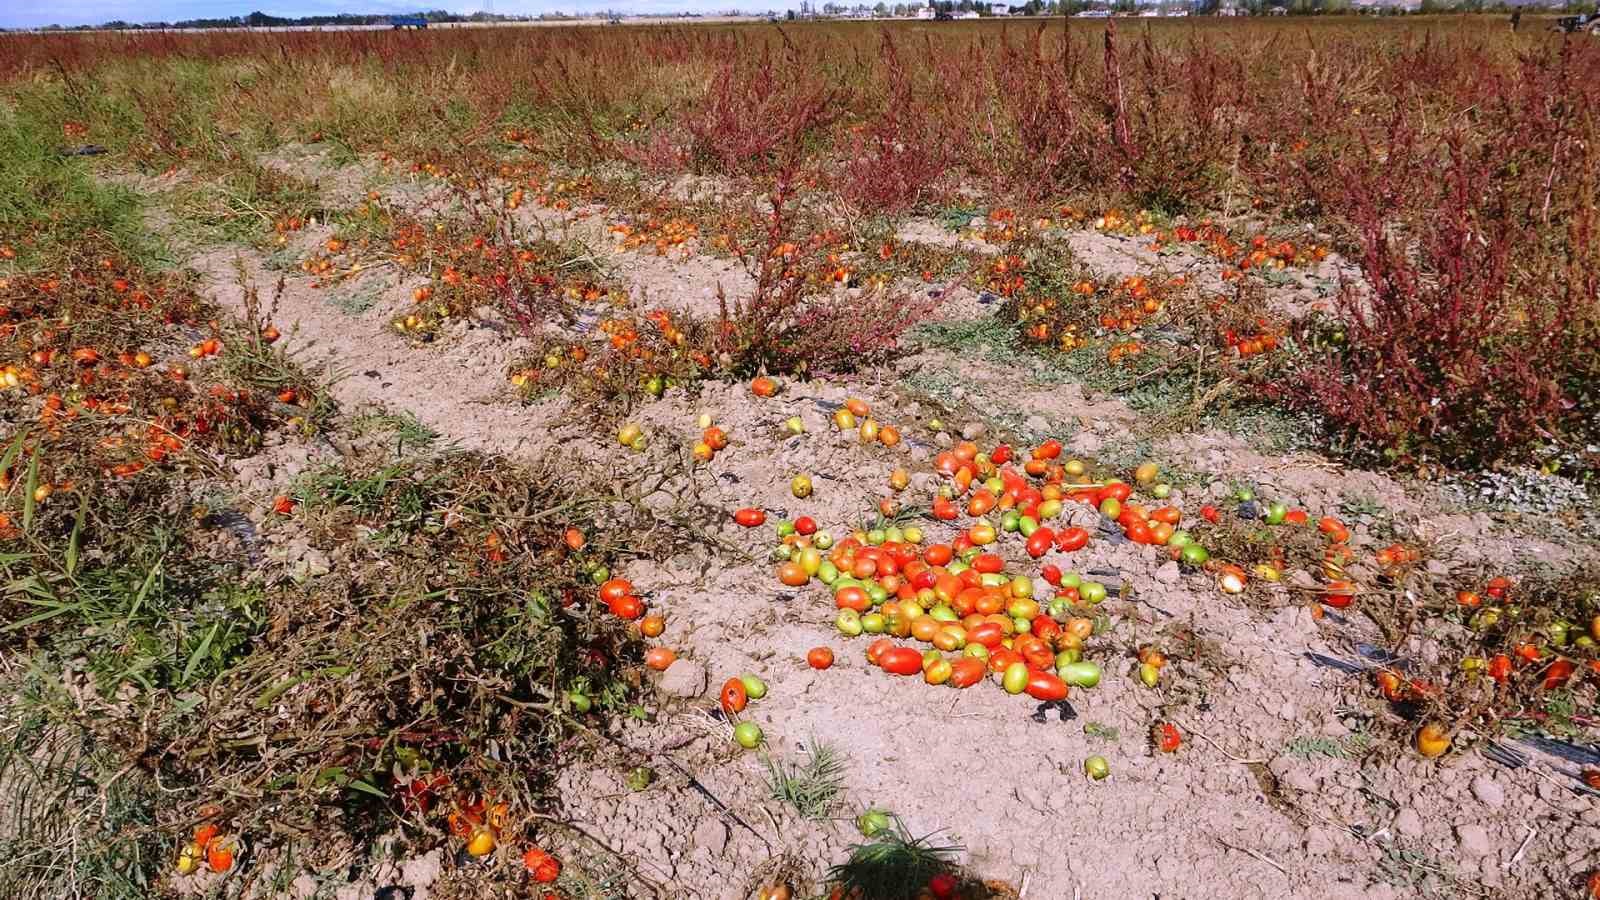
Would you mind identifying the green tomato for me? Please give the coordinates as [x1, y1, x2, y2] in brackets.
[866, 528, 886, 545]
[964, 643, 990, 661]
[1098, 497, 1121, 520]
[1018, 515, 1040, 537]
[836, 609, 863, 636]
[626, 766, 655, 791]
[568, 691, 592, 714]
[866, 583, 888, 605]
[1010, 576, 1033, 599]
[1047, 597, 1072, 619]
[1061, 571, 1083, 589]
[1167, 530, 1192, 549]
[902, 526, 923, 544]
[885, 526, 905, 544]
[1151, 483, 1172, 500]
[1084, 755, 1110, 781]
[1234, 486, 1255, 502]
[733, 721, 763, 749]
[857, 808, 892, 837]
[959, 546, 982, 564]
[1055, 648, 1081, 667]
[589, 566, 611, 585]
[1001, 510, 1022, 533]
[979, 573, 1007, 588]
[861, 613, 886, 634]
[1060, 661, 1101, 688]
[740, 674, 768, 700]
[1179, 543, 1210, 567]
[929, 604, 959, 622]
[776, 519, 797, 537]
[1139, 662, 1161, 687]
[1012, 616, 1031, 634]
[1038, 499, 1062, 519]
[818, 561, 840, 584]
[1080, 581, 1108, 604]
[1002, 661, 1029, 694]
[770, 544, 793, 562]
[1265, 502, 1287, 525]
[985, 476, 1005, 494]
[948, 560, 970, 576]
[813, 531, 835, 550]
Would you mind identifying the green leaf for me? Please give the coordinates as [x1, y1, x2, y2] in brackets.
[0, 429, 25, 484]
[21, 451, 39, 533]
[65, 492, 89, 577]
[181, 623, 219, 685]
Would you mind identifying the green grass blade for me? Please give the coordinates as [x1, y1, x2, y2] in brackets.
[64, 492, 89, 577]
[181, 623, 220, 686]
[0, 429, 25, 484]
[21, 451, 39, 533]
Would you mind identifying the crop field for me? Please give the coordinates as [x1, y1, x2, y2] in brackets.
[2, 13, 1600, 900]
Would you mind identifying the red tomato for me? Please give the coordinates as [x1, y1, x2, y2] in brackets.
[835, 587, 871, 612]
[807, 647, 834, 670]
[965, 622, 1005, 648]
[1033, 439, 1062, 460]
[733, 507, 766, 527]
[1487, 654, 1511, 683]
[1150, 507, 1181, 525]
[523, 848, 562, 883]
[794, 516, 817, 535]
[1025, 671, 1069, 701]
[1284, 509, 1309, 524]
[1040, 564, 1063, 586]
[1032, 616, 1061, 642]
[948, 657, 986, 688]
[720, 679, 748, 714]
[990, 445, 1012, 464]
[1200, 505, 1219, 523]
[1545, 658, 1576, 690]
[972, 553, 1005, 574]
[1025, 530, 1053, 558]
[644, 647, 676, 670]
[1100, 481, 1133, 502]
[599, 578, 634, 604]
[878, 647, 925, 676]
[924, 544, 954, 566]
[1154, 722, 1182, 753]
[1056, 527, 1090, 552]
[866, 638, 895, 665]
[987, 648, 1022, 673]
[609, 595, 644, 620]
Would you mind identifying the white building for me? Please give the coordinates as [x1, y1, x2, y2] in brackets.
[915, 3, 935, 17]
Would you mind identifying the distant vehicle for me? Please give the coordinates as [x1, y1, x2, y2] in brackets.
[1554, 12, 1600, 33]
[935, 10, 954, 19]
[390, 15, 427, 29]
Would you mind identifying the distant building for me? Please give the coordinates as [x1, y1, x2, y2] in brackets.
[915, 4, 935, 18]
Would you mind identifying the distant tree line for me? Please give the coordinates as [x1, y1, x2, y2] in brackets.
[24, 9, 536, 31]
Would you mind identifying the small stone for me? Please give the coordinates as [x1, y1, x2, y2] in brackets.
[1023, 415, 1050, 435]
[1470, 774, 1505, 809]
[960, 422, 987, 440]
[934, 431, 953, 449]
[1393, 807, 1425, 837]
[1154, 561, 1181, 584]
[658, 659, 708, 698]
[1303, 824, 1338, 855]
[692, 818, 728, 856]
[1455, 823, 1493, 858]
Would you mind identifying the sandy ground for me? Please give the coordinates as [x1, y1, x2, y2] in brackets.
[116, 154, 1600, 900]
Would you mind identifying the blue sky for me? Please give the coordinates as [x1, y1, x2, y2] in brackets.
[1, 1, 776, 29]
